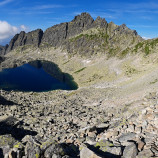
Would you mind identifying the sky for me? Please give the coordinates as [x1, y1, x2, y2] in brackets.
[0, 0, 158, 45]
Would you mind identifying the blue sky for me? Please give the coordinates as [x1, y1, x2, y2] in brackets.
[0, 0, 158, 45]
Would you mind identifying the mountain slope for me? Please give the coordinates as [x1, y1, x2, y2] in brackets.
[0, 12, 143, 57]
[63, 22, 143, 57]
[1, 12, 158, 95]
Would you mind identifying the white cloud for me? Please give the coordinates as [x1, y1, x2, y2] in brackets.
[142, 37, 151, 40]
[33, 5, 63, 10]
[0, 21, 28, 44]
[0, 0, 13, 6]
[20, 25, 27, 30]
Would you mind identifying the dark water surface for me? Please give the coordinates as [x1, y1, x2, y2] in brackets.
[0, 60, 78, 92]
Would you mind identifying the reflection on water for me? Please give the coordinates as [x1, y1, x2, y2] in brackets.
[0, 60, 78, 92]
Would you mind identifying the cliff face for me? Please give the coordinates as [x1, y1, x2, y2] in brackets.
[3, 12, 143, 57]
[0, 46, 4, 55]
[6, 29, 43, 53]
[41, 23, 68, 47]
[41, 13, 109, 47]
[41, 13, 95, 47]
[64, 20, 142, 56]
[0, 45, 8, 56]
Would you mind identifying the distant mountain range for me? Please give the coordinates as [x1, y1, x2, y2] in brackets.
[0, 12, 149, 57]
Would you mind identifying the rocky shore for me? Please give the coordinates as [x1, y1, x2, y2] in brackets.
[0, 88, 158, 158]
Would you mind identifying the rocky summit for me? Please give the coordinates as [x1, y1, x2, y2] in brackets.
[0, 12, 142, 56]
[0, 12, 158, 158]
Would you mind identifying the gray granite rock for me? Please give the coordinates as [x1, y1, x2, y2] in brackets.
[123, 143, 138, 158]
[80, 146, 101, 158]
[0, 45, 8, 55]
[118, 133, 136, 143]
[25, 139, 41, 158]
[6, 29, 43, 53]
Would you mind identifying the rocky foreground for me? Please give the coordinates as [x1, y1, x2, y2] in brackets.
[0, 88, 158, 158]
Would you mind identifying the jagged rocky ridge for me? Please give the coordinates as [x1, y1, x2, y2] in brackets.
[0, 12, 143, 56]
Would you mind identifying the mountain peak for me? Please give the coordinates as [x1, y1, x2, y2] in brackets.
[72, 12, 93, 22]
[71, 12, 94, 28]
[94, 16, 107, 27]
[0, 12, 143, 56]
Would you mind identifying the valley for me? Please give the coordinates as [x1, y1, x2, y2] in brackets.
[0, 13, 158, 158]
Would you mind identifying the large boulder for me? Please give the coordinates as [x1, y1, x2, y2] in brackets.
[80, 146, 102, 158]
[0, 134, 23, 158]
[122, 143, 138, 158]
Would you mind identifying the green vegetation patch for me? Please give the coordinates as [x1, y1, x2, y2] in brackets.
[14, 142, 24, 149]
[69, 29, 109, 43]
[95, 140, 114, 152]
[86, 73, 103, 83]
[150, 79, 158, 84]
[134, 42, 144, 52]
[35, 154, 40, 158]
[150, 38, 158, 49]
[107, 48, 118, 58]
[119, 48, 129, 58]
[133, 38, 158, 56]
[63, 60, 70, 65]
[0, 135, 17, 147]
[124, 64, 139, 77]
[74, 67, 86, 74]
[144, 44, 150, 56]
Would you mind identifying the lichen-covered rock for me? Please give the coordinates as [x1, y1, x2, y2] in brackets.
[25, 139, 41, 158]
[95, 140, 122, 156]
[0, 135, 17, 148]
[0, 134, 21, 157]
[44, 143, 66, 158]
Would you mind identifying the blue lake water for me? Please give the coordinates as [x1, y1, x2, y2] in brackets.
[0, 61, 78, 92]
